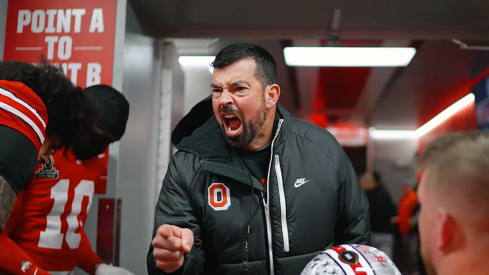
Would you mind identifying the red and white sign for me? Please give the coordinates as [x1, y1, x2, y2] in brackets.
[3, 0, 117, 88]
[327, 125, 368, 147]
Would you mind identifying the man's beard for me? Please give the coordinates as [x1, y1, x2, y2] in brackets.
[219, 96, 267, 150]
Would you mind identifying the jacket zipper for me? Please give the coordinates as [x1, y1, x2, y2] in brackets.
[274, 154, 289, 252]
[263, 119, 283, 275]
[264, 202, 273, 274]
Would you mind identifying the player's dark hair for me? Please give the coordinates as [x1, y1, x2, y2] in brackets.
[71, 85, 130, 160]
[0, 59, 97, 154]
[212, 43, 277, 88]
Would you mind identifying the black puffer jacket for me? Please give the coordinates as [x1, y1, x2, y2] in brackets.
[148, 97, 370, 275]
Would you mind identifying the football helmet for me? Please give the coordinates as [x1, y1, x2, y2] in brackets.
[301, 244, 401, 275]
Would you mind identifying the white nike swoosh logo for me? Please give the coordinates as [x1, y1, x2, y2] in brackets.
[294, 180, 309, 188]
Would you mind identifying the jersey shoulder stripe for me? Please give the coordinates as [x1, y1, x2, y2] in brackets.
[0, 81, 48, 151]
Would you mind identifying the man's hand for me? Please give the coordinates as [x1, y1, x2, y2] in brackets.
[152, 224, 194, 273]
[94, 263, 134, 275]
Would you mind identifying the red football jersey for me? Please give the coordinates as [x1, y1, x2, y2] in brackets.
[0, 80, 48, 152]
[3, 148, 109, 272]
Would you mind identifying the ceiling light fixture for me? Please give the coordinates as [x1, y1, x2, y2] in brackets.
[178, 56, 215, 73]
[414, 93, 475, 137]
[370, 93, 475, 139]
[368, 129, 417, 139]
[178, 56, 215, 66]
[283, 47, 416, 67]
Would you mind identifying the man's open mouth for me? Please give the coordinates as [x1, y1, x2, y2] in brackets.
[221, 113, 242, 137]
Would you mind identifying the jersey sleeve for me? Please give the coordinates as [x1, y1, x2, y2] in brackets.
[0, 236, 50, 275]
[0, 191, 49, 275]
[77, 229, 103, 275]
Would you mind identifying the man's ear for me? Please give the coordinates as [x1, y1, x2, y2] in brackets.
[265, 84, 280, 109]
[437, 210, 453, 251]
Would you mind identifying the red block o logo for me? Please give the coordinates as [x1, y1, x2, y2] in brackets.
[208, 183, 231, 211]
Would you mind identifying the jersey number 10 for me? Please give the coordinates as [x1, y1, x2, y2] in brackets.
[38, 179, 94, 249]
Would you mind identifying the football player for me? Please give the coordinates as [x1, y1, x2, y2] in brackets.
[1, 85, 132, 275]
[0, 59, 97, 231]
[416, 131, 489, 275]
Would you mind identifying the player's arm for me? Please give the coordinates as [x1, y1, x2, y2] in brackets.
[77, 229, 104, 275]
[0, 175, 16, 232]
[0, 236, 50, 275]
[0, 176, 50, 275]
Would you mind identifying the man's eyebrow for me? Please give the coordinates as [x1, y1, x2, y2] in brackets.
[211, 80, 250, 88]
[230, 80, 251, 86]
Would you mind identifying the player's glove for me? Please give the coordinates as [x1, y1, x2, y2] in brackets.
[94, 264, 135, 275]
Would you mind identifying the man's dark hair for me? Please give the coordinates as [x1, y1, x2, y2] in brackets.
[212, 43, 277, 88]
[0, 59, 97, 154]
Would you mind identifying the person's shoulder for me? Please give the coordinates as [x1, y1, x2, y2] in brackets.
[172, 149, 200, 161]
[288, 117, 338, 141]
[169, 150, 202, 175]
[160, 151, 203, 190]
[286, 117, 342, 155]
[80, 148, 109, 167]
